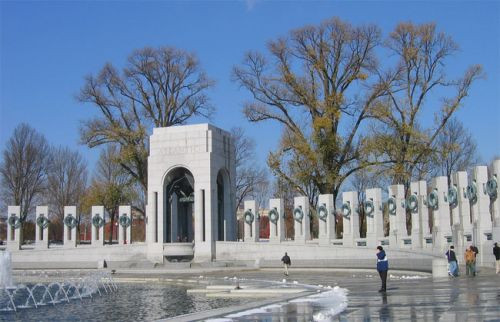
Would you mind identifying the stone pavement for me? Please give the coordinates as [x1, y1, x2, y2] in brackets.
[10, 266, 498, 321]
[199, 268, 500, 321]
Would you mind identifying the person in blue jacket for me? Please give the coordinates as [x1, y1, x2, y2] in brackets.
[446, 245, 459, 277]
[376, 246, 389, 292]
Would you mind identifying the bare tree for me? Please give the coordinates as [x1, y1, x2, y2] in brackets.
[232, 127, 269, 211]
[429, 117, 480, 183]
[348, 166, 390, 237]
[233, 17, 388, 206]
[78, 46, 215, 206]
[0, 124, 49, 222]
[370, 22, 483, 186]
[83, 145, 136, 243]
[253, 179, 271, 210]
[44, 146, 88, 240]
[272, 177, 296, 240]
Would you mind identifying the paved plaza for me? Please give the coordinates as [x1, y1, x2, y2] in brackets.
[5, 264, 500, 321]
[170, 267, 500, 321]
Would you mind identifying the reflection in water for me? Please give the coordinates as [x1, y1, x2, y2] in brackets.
[379, 293, 390, 322]
[296, 302, 313, 322]
[0, 284, 246, 322]
[381, 293, 387, 305]
[467, 291, 479, 306]
[450, 286, 460, 305]
[224, 288, 348, 321]
[227, 302, 316, 322]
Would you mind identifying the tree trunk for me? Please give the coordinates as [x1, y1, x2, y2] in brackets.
[108, 209, 116, 244]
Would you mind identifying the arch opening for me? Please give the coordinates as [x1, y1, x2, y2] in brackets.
[216, 168, 231, 241]
[163, 167, 195, 243]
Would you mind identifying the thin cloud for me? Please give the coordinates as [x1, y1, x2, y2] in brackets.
[245, 0, 260, 11]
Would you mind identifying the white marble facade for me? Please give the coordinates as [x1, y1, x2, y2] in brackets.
[4, 122, 499, 269]
[146, 124, 236, 262]
[239, 160, 499, 268]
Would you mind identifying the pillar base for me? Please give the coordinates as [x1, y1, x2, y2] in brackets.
[433, 228, 452, 252]
[146, 243, 164, 263]
[452, 226, 464, 254]
[389, 235, 397, 248]
[318, 238, 331, 246]
[342, 234, 354, 247]
[398, 235, 411, 248]
[411, 230, 422, 249]
[365, 235, 379, 248]
[492, 227, 500, 243]
[432, 259, 449, 278]
[194, 241, 215, 262]
[64, 239, 77, 248]
[422, 235, 433, 248]
[7, 243, 21, 252]
[35, 242, 49, 249]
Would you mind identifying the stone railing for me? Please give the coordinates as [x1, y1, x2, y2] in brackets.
[5, 205, 133, 250]
[241, 161, 500, 267]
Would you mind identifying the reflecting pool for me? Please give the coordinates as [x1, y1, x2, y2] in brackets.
[1, 282, 248, 322]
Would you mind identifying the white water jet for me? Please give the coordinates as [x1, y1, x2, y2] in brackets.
[1, 271, 117, 311]
[0, 251, 14, 287]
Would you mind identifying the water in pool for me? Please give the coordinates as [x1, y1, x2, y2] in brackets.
[1, 282, 249, 322]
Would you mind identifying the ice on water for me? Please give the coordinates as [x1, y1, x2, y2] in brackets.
[209, 284, 348, 321]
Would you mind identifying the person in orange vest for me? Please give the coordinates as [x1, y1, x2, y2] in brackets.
[465, 246, 476, 276]
[470, 245, 479, 276]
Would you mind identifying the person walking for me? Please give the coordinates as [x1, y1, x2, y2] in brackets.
[465, 246, 476, 277]
[376, 246, 388, 292]
[446, 246, 459, 277]
[471, 245, 479, 276]
[494, 242, 500, 274]
[281, 252, 291, 276]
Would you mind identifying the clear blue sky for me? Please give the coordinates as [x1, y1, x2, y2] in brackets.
[1, 1, 499, 174]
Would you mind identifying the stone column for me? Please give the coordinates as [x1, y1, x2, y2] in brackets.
[269, 198, 284, 243]
[293, 196, 310, 243]
[158, 188, 166, 244]
[243, 200, 259, 242]
[228, 186, 237, 242]
[194, 183, 216, 262]
[409, 181, 425, 248]
[451, 171, 472, 253]
[91, 206, 105, 246]
[6, 206, 22, 251]
[118, 205, 132, 245]
[223, 179, 234, 242]
[412, 181, 432, 248]
[63, 206, 77, 248]
[206, 186, 216, 248]
[147, 191, 158, 244]
[318, 194, 335, 246]
[388, 184, 409, 248]
[35, 206, 49, 249]
[341, 191, 359, 247]
[490, 160, 500, 243]
[171, 193, 178, 242]
[187, 203, 194, 242]
[470, 166, 493, 266]
[429, 176, 452, 252]
[194, 189, 204, 243]
[365, 188, 384, 248]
